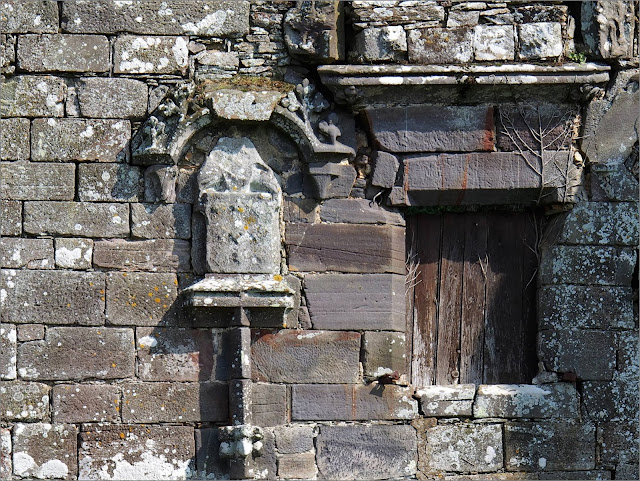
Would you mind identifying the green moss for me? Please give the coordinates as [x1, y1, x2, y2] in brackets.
[197, 76, 295, 96]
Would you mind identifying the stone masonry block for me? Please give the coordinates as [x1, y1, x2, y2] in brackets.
[423, 423, 503, 473]
[408, 27, 473, 64]
[538, 472, 611, 480]
[582, 379, 638, 422]
[24, 201, 129, 237]
[114, 36, 189, 75]
[0, 238, 53, 269]
[598, 421, 638, 466]
[504, 422, 595, 471]
[353, 26, 407, 62]
[77, 77, 148, 119]
[0, 270, 106, 325]
[252, 382, 287, 427]
[351, 2, 444, 24]
[415, 384, 476, 417]
[121, 382, 228, 423]
[0, 75, 65, 117]
[95, 239, 190, 272]
[52, 384, 120, 423]
[1, 161, 75, 200]
[31, 118, 130, 162]
[106, 272, 178, 326]
[131, 203, 192, 239]
[0, 1, 58, 33]
[12, 423, 78, 480]
[518, 22, 563, 59]
[0, 200, 21, 236]
[0, 428, 9, 478]
[582, 1, 635, 59]
[305, 274, 405, 331]
[0, 118, 29, 159]
[62, 1, 249, 36]
[79, 425, 195, 480]
[252, 330, 361, 383]
[278, 453, 317, 480]
[0, 324, 16, 379]
[195, 428, 228, 481]
[371, 151, 400, 189]
[557, 202, 638, 246]
[316, 425, 417, 480]
[616, 330, 639, 380]
[474, 25, 515, 61]
[319, 198, 405, 226]
[54, 238, 93, 269]
[0, 33, 14, 74]
[275, 425, 315, 454]
[18, 327, 134, 381]
[539, 246, 636, 286]
[292, 384, 417, 421]
[78, 163, 143, 202]
[362, 331, 406, 379]
[17, 34, 109, 72]
[0, 381, 49, 421]
[16, 324, 45, 342]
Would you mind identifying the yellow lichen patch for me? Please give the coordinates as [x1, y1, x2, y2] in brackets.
[237, 207, 245, 212]
[155, 298, 161, 303]
[174, 279, 178, 286]
[89, 282, 94, 286]
[154, 286, 159, 292]
[244, 225, 249, 230]
[132, 302, 137, 307]
[119, 432, 125, 439]
[273, 274, 283, 281]
[162, 304, 168, 309]
[101, 296, 105, 301]
[111, 363, 116, 368]
[100, 289, 105, 294]
[148, 292, 153, 297]
[66, 303, 71, 308]
[122, 273, 127, 276]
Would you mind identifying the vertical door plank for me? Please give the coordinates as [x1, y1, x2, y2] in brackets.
[520, 211, 539, 383]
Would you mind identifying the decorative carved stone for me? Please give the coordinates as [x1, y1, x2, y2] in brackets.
[284, 1, 344, 63]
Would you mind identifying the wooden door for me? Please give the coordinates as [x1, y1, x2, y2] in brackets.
[407, 211, 538, 386]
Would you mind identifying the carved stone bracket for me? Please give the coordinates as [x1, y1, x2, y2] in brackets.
[219, 425, 264, 459]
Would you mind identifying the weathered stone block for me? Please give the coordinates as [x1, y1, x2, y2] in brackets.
[590, 163, 638, 202]
[518, 23, 563, 59]
[557, 202, 638, 246]
[416, 384, 476, 417]
[582, 379, 638, 422]
[284, 198, 318, 224]
[79, 425, 195, 480]
[538, 285, 635, 330]
[0, 238, 53, 269]
[16, 324, 44, 342]
[1, 161, 75, 200]
[362, 331, 406, 379]
[539, 246, 636, 286]
[353, 26, 407, 62]
[18, 327, 134, 380]
[208, 89, 284, 121]
[319, 198, 405, 225]
[0, 324, 16, 379]
[95, 239, 190, 272]
[474, 383, 579, 418]
[275, 425, 315, 454]
[12, 423, 77, 480]
[0, 1, 58, 33]
[0, 200, 21, 236]
[307, 162, 357, 199]
[106, 272, 178, 326]
[113, 35, 189, 74]
[351, 2, 444, 25]
[292, 384, 417, 421]
[0, 270, 105, 325]
[252, 382, 287, 427]
[121, 382, 228, 422]
[131, 203, 192, 239]
[616, 330, 639, 380]
[598, 421, 638, 466]
[284, 1, 343, 63]
[52, 384, 120, 423]
[504, 422, 595, 471]
[31, 118, 130, 162]
[0, 75, 65, 117]
[144, 165, 179, 203]
[616, 464, 639, 480]
[251, 330, 361, 383]
[0, 381, 49, 421]
[474, 25, 515, 61]
[316, 425, 417, 480]
[17, 34, 109, 72]
[582, 1, 636, 58]
[304, 274, 405, 330]
[24, 201, 129, 237]
[54, 238, 93, 270]
[278, 453, 317, 480]
[0, 33, 14, 74]
[78, 163, 142, 202]
[366, 105, 494, 153]
[538, 471, 611, 480]
[424, 423, 503, 473]
[0, 118, 29, 159]
[195, 428, 228, 480]
[447, 10, 480, 27]
[77, 77, 148, 119]
[408, 27, 473, 64]
[0, 428, 9, 478]
[370, 151, 400, 188]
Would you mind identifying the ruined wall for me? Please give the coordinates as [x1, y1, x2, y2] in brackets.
[0, 1, 638, 480]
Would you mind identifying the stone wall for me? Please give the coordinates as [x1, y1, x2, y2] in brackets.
[0, 1, 638, 480]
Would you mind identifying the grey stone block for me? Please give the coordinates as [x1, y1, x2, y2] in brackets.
[513, 5, 568, 23]
[131, 203, 192, 239]
[143, 165, 178, 203]
[582, 1, 635, 58]
[0, 75, 65, 117]
[77, 77, 148, 119]
[18, 327, 134, 381]
[415, 384, 476, 417]
[31, 118, 130, 162]
[252, 382, 287, 427]
[353, 26, 407, 62]
[195, 428, 228, 480]
[284, 197, 318, 223]
[292, 384, 417, 421]
[616, 330, 639, 380]
[0, 381, 49, 421]
[0, 1, 58, 33]
[1, 161, 75, 200]
[0, 118, 29, 159]
[0, 33, 15, 74]
[16, 324, 44, 342]
[62, 0, 249, 36]
[474, 25, 515, 61]
[106, 272, 178, 326]
[0, 200, 21, 236]
[54, 238, 93, 270]
[121, 382, 228, 422]
[284, 1, 343, 63]
[371, 151, 400, 189]
[0, 270, 106, 325]
[556, 202, 639, 246]
[408, 27, 473, 64]
[582, 379, 638, 422]
[0, 428, 9, 478]
[251, 330, 361, 383]
[114, 35, 189, 74]
[598, 421, 638, 466]
[307, 162, 357, 199]
[0, 324, 16, 380]
[24, 201, 129, 237]
[320, 198, 405, 225]
[52, 384, 120, 423]
[518, 22, 563, 59]
[590, 163, 638, 202]
[275, 425, 315, 454]
[17, 34, 109, 72]
[12, 423, 77, 480]
[278, 452, 317, 480]
[538, 471, 611, 480]
[351, 2, 444, 24]
[0, 238, 53, 269]
[362, 331, 406, 379]
[316, 425, 417, 480]
[473, 383, 579, 418]
[78, 163, 143, 202]
[95, 239, 190, 272]
[504, 422, 596, 471]
[79, 425, 195, 480]
[447, 10, 480, 27]
[615, 464, 638, 480]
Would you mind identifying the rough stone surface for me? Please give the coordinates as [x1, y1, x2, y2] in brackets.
[0, 270, 106, 325]
[78, 163, 143, 202]
[504, 422, 596, 471]
[473, 383, 579, 418]
[371, 151, 400, 189]
[251, 330, 361, 383]
[284, 1, 343, 63]
[362, 331, 406, 379]
[24, 201, 130, 237]
[0, 238, 53, 270]
[52, 384, 120, 423]
[353, 26, 407, 62]
[408, 27, 473, 64]
[208, 89, 283, 121]
[54, 238, 93, 270]
[319, 198, 405, 225]
[307, 162, 357, 199]
[0, 200, 21, 236]
[556, 202, 638, 246]
[1, 161, 75, 200]
[616, 330, 639, 380]
[131, 203, 192, 239]
[598, 421, 638, 466]
[590, 162, 639, 202]
[0, 428, 9, 478]
[424, 423, 503, 473]
[416, 384, 476, 417]
[0, 324, 16, 379]
[12, 423, 78, 480]
[474, 25, 515, 60]
[0, 381, 49, 421]
[121, 382, 228, 423]
[275, 425, 315, 455]
[16, 324, 45, 342]
[283, 198, 318, 223]
[195, 428, 228, 480]
[0, 118, 29, 159]
[0, 1, 59, 33]
[518, 23, 563, 59]
[113, 36, 189, 74]
[77, 77, 148, 119]
[18, 327, 134, 381]
[582, 1, 636, 58]
[292, 384, 417, 421]
[351, 2, 445, 25]
[79, 425, 195, 480]
[31, 118, 131, 162]
[278, 453, 317, 480]
[316, 425, 417, 480]
[0, 75, 65, 117]
[252, 382, 287, 427]
[96, 239, 188, 273]
[582, 380, 638, 422]
[17, 34, 109, 72]
[538, 472, 611, 480]
[106, 272, 178, 326]
[144, 165, 179, 203]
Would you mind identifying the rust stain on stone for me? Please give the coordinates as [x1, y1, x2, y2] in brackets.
[455, 154, 471, 205]
[483, 106, 495, 151]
